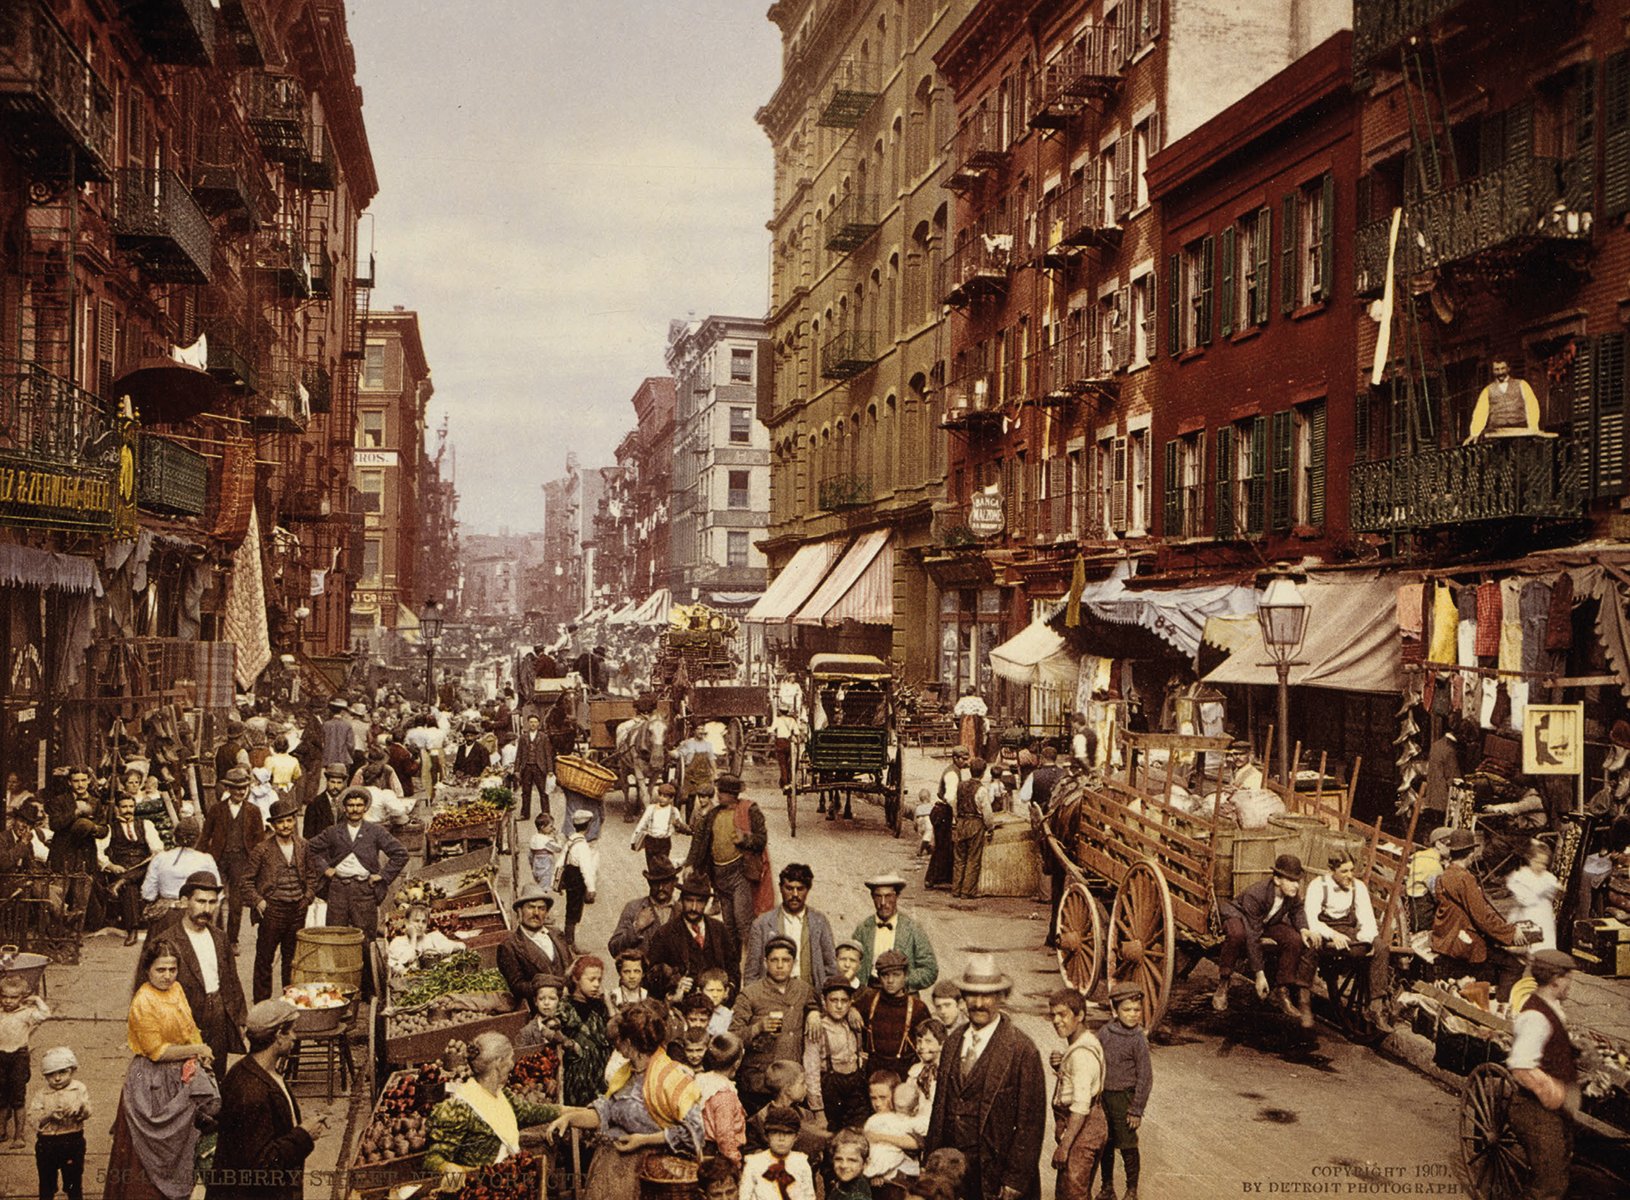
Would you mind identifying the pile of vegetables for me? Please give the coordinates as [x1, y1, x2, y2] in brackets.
[352, 1064, 446, 1166]
[428, 801, 508, 837]
[506, 1048, 560, 1110]
[458, 864, 497, 888]
[393, 952, 506, 1010]
[393, 881, 447, 908]
[461, 1152, 541, 1200]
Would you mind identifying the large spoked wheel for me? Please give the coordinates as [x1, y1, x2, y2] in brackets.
[1107, 858, 1176, 1032]
[1319, 955, 1384, 1045]
[1055, 880, 1104, 996]
[1459, 1063, 1529, 1200]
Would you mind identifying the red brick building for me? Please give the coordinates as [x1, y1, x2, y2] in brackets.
[629, 375, 675, 601]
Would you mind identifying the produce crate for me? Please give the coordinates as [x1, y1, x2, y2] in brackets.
[426, 815, 505, 861]
[1433, 1029, 1502, 1075]
[381, 1006, 530, 1071]
[345, 1067, 446, 1194]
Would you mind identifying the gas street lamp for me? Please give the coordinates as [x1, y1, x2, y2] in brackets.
[421, 597, 444, 703]
[1257, 569, 1308, 786]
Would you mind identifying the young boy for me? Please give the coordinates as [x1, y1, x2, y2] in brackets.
[698, 1156, 741, 1200]
[630, 783, 690, 872]
[29, 1046, 89, 1200]
[555, 809, 598, 954]
[747, 1061, 825, 1158]
[928, 981, 964, 1032]
[862, 1073, 922, 1190]
[826, 1128, 873, 1200]
[1099, 982, 1154, 1200]
[528, 811, 561, 889]
[804, 978, 869, 1134]
[697, 1032, 747, 1166]
[0, 974, 50, 1146]
[697, 967, 734, 1036]
[516, 975, 578, 1056]
[1048, 988, 1107, 1200]
[911, 788, 935, 858]
[741, 1105, 817, 1200]
[833, 941, 864, 993]
[679, 991, 719, 1043]
[609, 949, 649, 1014]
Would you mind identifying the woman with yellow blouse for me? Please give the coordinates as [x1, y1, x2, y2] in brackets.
[102, 937, 221, 1200]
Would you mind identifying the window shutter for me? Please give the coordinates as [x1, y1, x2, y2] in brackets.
[1167, 252, 1182, 355]
[1090, 448, 1106, 534]
[1219, 225, 1236, 338]
[1317, 173, 1335, 302]
[1568, 337, 1595, 490]
[1214, 424, 1235, 540]
[1504, 101, 1533, 166]
[1269, 409, 1293, 532]
[1355, 390, 1371, 460]
[1049, 455, 1067, 536]
[1198, 235, 1214, 346]
[1308, 401, 1327, 527]
[1113, 285, 1131, 370]
[1247, 414, 1267, 533]
[1254, 206, 1272, 325]
[1111, 436, 1128, 531]
[1576, 62, 1597, 194]
[1146, 0, 1161, 40]
[1280, 193, 1298, 313]
[1595, 333, 1628, 499]
[1162, 439, 1180, 537]
[1478, 109, 1508, 175]
[1147, 109, 1160, 157]
[1143, 269, 1157, 360]
[1115, 136, 1132, 222]
[1606, 52, 1630, 219]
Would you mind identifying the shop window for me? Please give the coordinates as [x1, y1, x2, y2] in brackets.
[726, 531, 750, 567]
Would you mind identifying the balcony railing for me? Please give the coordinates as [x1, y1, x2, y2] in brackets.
[192, 119, 273, 229]
[251, 357, 310, 433]
[136, 433, 208, 517]
[940, 374, 1001, 430]
[824, 193, 883, 252]
[119, 0, 216, 67]
[1349, 436, 1582, 533]
[818, 473, 871, 511]
[201, 315, 260, 393]
[293, 124, 335, 191]
[1353, 0, 1468, 68]
[111, 169, 214, 285]
[303, 364, 332, 415]
[0, 0, 114, 182]
[0, 362, 114, 469]
[945, 108, 1009, 192]
[308, 243, 334, 299]
[940, 235, 1013, 306]
[254, 225, 312, 299]
[820, 330, 881, 381]
[817, 59, 884, 129]
[244, 73, 309, 166]
[1354, 153, 1593, 294]
[1029, 24, 1123, 128]
[217, 0, 267, 67]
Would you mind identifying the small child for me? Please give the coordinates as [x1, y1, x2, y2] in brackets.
[515, 976, 578, 1057]
[747, 1061, 825, 1159]
[678, 991, 718, 1045]
[555, 810, 598, 954]
[696, 1032, 747, 1166]
[630, 783, 690, 872]
[697, 967, 734, 1036]
[528, 811, 561, 889]
[608, 950, 649, 1014]
[833, 941, 864, 993]
[1098, 982, 1154, 1200]
[741, 1105, 817, 1200]
[29, 1046, 89, 1200]
[698, 1155, 741, 1200]
[912, 788, 935, 858]
[678, 1027, 709, 1071]
[0, 974, 50, 1146]
[862, 1073, 921, 1187]
[928, 980, 965, 1032]
[826, 1127, 873, 1200]
[804, 977, 869, 1133]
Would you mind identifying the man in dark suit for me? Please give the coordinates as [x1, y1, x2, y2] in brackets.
[200, 766, 265, 949]
[1213, 853, 1316, 1027]
[927, 953, 1047, 1200]
[152, 871, 249, 1069]
[205, 998, 327, 1200]
[307, 787, 408, 940]
[515, 713, 553, 821]
[648, 875, 737, 991]
[607, 859, 681, 958]
[304, 763, 348, 840]
[243, 796, 320, 1003]
[496, 885, 573, 1014]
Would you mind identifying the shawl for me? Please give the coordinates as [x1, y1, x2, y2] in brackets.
[451, 1079, 520, 1161]
[643, 1047, 701, 1128]
[734, 799, 775, 915]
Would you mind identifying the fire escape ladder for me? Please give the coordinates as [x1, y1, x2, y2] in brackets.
[1399, 36, 1458, 199]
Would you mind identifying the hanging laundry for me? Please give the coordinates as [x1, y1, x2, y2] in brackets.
[1479, 676, 1497, 729]
[1490, 683, 1510, 731]
[1475, 580, 1501, 658]
[1498, 577, 1525, 673]
[1396, 583, 1424, 635]
[1520, 581, 1553, 674]
[1507, 679, 1528, 731]
[1457, 615, 1478, 669]
[1429, 583, 1459, 663]
[1545, 572, 1574, 652]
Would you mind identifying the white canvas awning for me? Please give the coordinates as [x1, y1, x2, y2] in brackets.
[794, 529, 894, 626]
[1202, 573, 1402, 694]
[605, 599, 641, 626]
[990, 617, 1080, 688]
[747, 540, 843, 623]
[630, 588, 673, 626]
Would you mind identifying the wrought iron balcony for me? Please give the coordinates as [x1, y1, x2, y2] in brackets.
[1354, 152, 1592, 294]
[136, 433, 208, 517]
[1349, 436, 1582, 533]
[820, 330, 881, 381]
[201, 315, 260, 393]
[940, 235, 1013, 306]
[1029, 24, 1123, 129]
[303, 364, 332, 415]
[945, 108, 1009, 193]
[818, 473, 871, 511]
[119, 0, 216, 67]
[111, 168, 214, 285]
[1036, 332, 1092, 404]
[244, 73, 309, 166]
[0, 0, 114, 182]
[817, 59, 884, 129]
[293, 125, 335, 191]
[0, 361, 115, 469]
[308, 244, 334, 299]
[254, 225, 312, 299]
[940, 374, 1001, 431]
[191, 120, 273, 229]
[824, 193, 883, 252]
[251, 356, 310, 433]
[1353, 0, 1469, 68]
[217, 0, 266, 67]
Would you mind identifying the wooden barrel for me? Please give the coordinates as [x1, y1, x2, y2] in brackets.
[1231, 827, 1282, 897]
[978, 819, 1042, 897]
[292, 926, 365, 992]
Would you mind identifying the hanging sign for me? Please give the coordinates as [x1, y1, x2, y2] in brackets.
[1523, 703, 1584, 775]
[0, 452, 119, 533]
[968, 489, 1005, 538]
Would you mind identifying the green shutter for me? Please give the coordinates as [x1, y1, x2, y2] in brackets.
[1570, 336, 1595, 490]
[1308, 401, 1327, 528]
[1354, 390, 1371, 460]
[1167, 252, 1182, 355]
[1280, 193, 1298, 313]
[1144, 268, 1158, 360]
[1606, 52, 1630, 219]
[1220, 225, 1236, 338]
[1199, 235, 1214, 346]
[1163, 439, 1180, 535]
[1247, 414, 1267, 533]
[1254, 206, 1272, 325]
[1577, 61, 1597, 194]
[1270, 409, 1293, 532]
[1317, 173, 1334, 302]
[1596, 333, 1628, 498]
[1214, 424, 1235, 540]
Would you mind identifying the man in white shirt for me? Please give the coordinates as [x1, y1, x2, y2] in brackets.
[1506, 949, 1580, 1200]
[307, 788, 408, 940]
[156, 871, 248, 1068]
[743, 862, 837, 990]
[96, 795, 165, 945]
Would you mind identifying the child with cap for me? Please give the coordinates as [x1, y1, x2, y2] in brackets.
[29, 1046, 88, 1200]
[528, 810, 561, 890]
[0, 974, 50, 1146]
[630, 783, 690, 873]
[804, 976, 869, 1133]
[1098, 981, 1153, 1200]
[741, 1104, 817, 1200]
[555, 809, 599, 955]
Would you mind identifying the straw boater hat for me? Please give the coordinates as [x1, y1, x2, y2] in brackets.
[864, 872, 908, 893]
[512, 884, 554, 910]
[329, 697, 349, 710]
[953, 952, 1012, 994]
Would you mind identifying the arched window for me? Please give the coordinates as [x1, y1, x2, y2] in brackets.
[886, 253, 900, 343]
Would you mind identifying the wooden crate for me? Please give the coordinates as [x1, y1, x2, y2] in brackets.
[345, 1068, 445, 1194]
[381, 1007, 530, 1071]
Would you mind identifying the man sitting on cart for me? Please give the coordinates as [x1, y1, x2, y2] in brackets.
[1213, 854, 1316, 1028]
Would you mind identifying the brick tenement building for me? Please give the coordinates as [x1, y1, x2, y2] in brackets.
[628, 376, 675, 603]
[1147, 30, 1359, 565]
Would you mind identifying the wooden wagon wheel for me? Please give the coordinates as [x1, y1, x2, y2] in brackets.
[1459, 1063, 1529, 1200]
[1319, 957, 1384, 1045]
[1055, 880, 1104, 996]
[1107, 858, 1176, 1031]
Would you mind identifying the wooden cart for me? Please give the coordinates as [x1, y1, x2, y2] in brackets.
[792, 654, 903, 839]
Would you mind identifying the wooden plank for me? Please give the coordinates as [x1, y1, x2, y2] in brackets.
[1075, 796, 1213, 877]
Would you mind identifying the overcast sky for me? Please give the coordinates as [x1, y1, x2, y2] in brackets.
[345, 1, 781, 534]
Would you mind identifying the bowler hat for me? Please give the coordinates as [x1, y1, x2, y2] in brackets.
[764, 934, 797, 959]
[952, 952, 1012, 994]
[513, 884, 555, 910]
[643, 859, 680, 883]
[1272, 854, 1305, 881]
[268, 796, 301, 822]
[715, 774, 744, 795]
[220, 766, 252, 788]
[1444, 828, 1476, 853]
[179, 870, 222, 897]
[323, 763, 351, 781]
[679, 875, 713, 899]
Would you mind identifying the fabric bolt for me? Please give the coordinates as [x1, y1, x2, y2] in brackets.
[1475, 582, 1501, 657]
[1520, 582, 1553, 675]
[1499, 578, 1526, 673]
[1544, 573, 1573, 652]
[1429, 584, 1459, 664]
[1396, 584, 1424, 635]
[1592, 576, 1630, 700]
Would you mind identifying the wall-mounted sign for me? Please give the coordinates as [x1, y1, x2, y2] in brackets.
[354, 449, 399, 467]
[1524, 703, 1583, 775]
[968, 489, 1005, 538]
[0, 451, 120, 534]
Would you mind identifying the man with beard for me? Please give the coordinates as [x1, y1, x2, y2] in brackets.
[648, 875, 737, 993]
[305, 763, 349, 839]
[607, 859, 681, 958]
[743, 863, 836, 991]
[244, 796, 319, 1002]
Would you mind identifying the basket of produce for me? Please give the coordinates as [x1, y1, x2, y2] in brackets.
[639, 1151, 700, 1198]
[427, 803, 507, 844]
[348, 1064, 447, 1191]
[464, 1152, 543, 1200]
[282, 981, 357, 1035]
[554, 754, 617, 800]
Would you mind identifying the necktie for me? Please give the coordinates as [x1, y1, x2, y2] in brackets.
[961, 1034, 978, 1078]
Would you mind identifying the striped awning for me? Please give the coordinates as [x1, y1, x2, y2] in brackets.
[746, 539, 843, 623]
[793, 529, 893, 627]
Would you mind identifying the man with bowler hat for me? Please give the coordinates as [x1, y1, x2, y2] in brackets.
[1214, 854, 1316, 1026]
[609, 858, 682, 958]
[648, 875, 738, 992]
[498, 884, 572, 1014]
[684, 773, 767, 958]
[243, 796, 319, 1002]
[152, 872, 248, 1069]
[200, 766, 264, 949]
[305, 762, 349, 840]
[927, 953, 1046, 1200]
[307, 786, 407, 941]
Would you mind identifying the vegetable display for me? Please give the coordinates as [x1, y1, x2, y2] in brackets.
[460, 1152, 541, 1200]
[428, 802, 508, 837]
[393, 953, 507, 1010]
[352, 1064, 446, 1166]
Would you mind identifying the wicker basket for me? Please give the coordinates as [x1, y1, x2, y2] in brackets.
[556, 754, 617, 799]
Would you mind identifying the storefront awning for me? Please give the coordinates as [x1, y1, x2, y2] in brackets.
[605, 598, 642, 625]
[1077, 574, 1257, 658]
[1202, 574, 1402, 694]
[990, 617, 1080, 688]
[747, 540, 843, 623]
[630, 588, 673, 626]
[794, 529, 894, 626]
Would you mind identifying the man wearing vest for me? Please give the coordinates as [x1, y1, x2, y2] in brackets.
[308, 786, 408, 942]
[743, 862, 837, 991]
[855, 949, 929, 1081]
[244, 795, 320, 1002]
[200, 765, 265, 950]
[96, 794, 164, 946]
[683, 773, 767, 961]
[1506, 949, 1580, 1200]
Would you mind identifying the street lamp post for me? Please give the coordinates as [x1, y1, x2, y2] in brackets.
[1257, 570, 1309, 786]
[421, 597, 444, 704]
